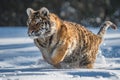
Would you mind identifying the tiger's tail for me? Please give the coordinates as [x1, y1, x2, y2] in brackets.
[97, 21, 117, 38]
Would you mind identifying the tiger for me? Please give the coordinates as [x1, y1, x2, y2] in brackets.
[26, 7, 117, 69]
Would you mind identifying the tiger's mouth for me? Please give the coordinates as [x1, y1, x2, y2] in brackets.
[28, 29, 51, 39]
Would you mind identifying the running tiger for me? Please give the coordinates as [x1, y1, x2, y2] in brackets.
[26, 7, 117, 69]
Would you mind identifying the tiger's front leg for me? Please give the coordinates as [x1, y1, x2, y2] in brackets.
[50, 41, 69, 68]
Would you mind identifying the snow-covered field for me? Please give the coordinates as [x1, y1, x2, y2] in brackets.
[0, 27, 120, 80]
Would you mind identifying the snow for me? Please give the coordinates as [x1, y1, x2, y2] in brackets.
[0, 27, 120, 80]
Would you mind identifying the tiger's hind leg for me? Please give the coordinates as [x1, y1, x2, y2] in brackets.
[80, 60, 94, 69]
[86, 63, 94, 69]
[79, 54, 96, 69]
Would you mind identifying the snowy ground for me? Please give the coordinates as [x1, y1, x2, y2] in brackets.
[0, 27, 120, 80]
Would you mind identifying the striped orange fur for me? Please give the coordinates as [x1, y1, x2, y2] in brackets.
[26, 7, 117, 69]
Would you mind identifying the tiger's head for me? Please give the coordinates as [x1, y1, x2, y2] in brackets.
[26, 7, 56, 39]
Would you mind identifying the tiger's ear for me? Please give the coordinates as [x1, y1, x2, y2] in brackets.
[26, 8, 35, 17]
[39, 7, 49, 17]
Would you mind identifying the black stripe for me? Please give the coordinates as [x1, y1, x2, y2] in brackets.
[36, 39, 46, 48]
[79, 55, 91, 66]
[49, 35, 53, 46]
[51, 39, 60, 52]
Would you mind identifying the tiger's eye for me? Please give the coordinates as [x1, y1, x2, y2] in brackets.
[41, 24, 43, 26]
[103, 24, 107, 26]
[35, 15, 39, 18]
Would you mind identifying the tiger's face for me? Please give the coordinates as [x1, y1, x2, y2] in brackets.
[26, 7, 56, 39]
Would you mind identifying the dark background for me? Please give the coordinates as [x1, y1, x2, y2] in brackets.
[0, 0, 120, 27]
